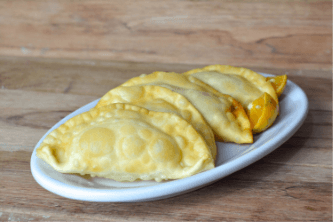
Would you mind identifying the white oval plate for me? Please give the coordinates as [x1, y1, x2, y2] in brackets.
[31, 73, 308, 202]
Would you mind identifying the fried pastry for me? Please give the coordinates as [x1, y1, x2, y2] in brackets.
[120, 71, 253, 143]
[96, 85, 217, 158]
[183, 65, 279, 133]
[36, 103, 214, 182]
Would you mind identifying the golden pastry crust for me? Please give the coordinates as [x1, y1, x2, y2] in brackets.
[183, 65, 278, 104]
[120, 71, 253, 144]
[36, 103, 214, 182]
[121, 71, 199, 90]
[96, 85, 217, 158]
[183, 65, 279, 133]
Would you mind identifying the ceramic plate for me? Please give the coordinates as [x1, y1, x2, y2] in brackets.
[31, 73, 308, 202]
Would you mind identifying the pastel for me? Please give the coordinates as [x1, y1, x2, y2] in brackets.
[96, 85, 217, 158]
[121, 71, 253, 143]
[183, 65, 279, 133]
[36, 103, 214, 182]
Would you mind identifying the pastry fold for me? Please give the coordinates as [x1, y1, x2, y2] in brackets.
[36, 104, 214, 182]
[183, 65, 279, 133]
[121, 71, 253, 143]
[96, 85, 217, 158]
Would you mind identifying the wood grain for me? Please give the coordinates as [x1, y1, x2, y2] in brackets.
[0, 56, 331, 148]
[1, 159, 331, 221]
[0, 0, 331, 219]
[0, 0, 331, 71]
[0, 56, 331, 98]
[0, 56, 332, 221]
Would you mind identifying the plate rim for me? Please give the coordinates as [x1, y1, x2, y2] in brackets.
[30, 73, 309, 202]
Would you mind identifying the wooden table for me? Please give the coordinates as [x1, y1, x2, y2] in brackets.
[0, 0, 331, 220]
[0, 56, 331, 221]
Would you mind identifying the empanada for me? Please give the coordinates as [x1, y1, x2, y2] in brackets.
[183, 65, 279, 133]
[120, 71, 253, 143]
[36, 103, 214, 182]
[96, 85, 217, 158]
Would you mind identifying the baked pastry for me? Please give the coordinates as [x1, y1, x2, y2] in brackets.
[96, 85, 217, 158]
[183, 65, 279, 133]
[120, 71, 253, 143]
[36, 103, 214, 182]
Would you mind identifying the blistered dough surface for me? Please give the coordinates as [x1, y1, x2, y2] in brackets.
[156, 83, 253, 143]
[36, 104, 214, 182]
[183, 65, 278, 107]
[96, 85, 217, 158]
[119, 71, 252, 143]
